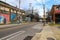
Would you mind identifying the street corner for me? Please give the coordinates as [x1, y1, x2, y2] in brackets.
[31, 25, 57, 40]
[31, 30, 56, 40]
[31, 33, 41, 40]
[51, 27, 60, 40]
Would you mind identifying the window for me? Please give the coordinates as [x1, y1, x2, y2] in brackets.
[17, 11, 19, 14]
[0, 6, 5, 10]
[11, 9, 14, 13]
[56, 7, 60, 10]
[58, 7, 60, 10]
[5, 7, 9, 11]
[14, 10, 16, 13]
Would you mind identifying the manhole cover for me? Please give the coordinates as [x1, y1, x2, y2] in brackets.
[47, 37, 55, 40]
[24, 36, 33, 40]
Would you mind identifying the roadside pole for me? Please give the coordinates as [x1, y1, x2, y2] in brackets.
[5, 0, 6, 2]
[43, 4, 45, 26]
[53, 6, 56, 24]
[19, 0, 22, 23]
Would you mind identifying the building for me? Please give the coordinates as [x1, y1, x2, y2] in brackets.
[0, 1, 25, 24]
[50, 5, 60, 23]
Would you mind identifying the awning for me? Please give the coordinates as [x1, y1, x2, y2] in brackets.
[55, 10, 60, 14]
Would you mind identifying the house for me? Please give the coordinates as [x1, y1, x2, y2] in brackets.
[50, 5, 60, 23]
[0, 1, 25, 24]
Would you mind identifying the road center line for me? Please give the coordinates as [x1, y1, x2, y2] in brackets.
[0, 31, 25, 40]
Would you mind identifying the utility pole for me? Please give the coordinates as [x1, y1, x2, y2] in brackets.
[5, 0, 6, 2]
[29, 3, 32, 10]
[29, 3, 34, 14]
[17, 0, 21, 23]
[32, 7, 33, 14]
[43, 4, 45, 26]
[29, 3, 33, 14]
[40, 0, 46, 26]
[19, 0, 22, 23]
[53, 6, 56, 24]
[19, 0, 20, 10]
[29, 3, 33, 21]
[4, 0, 6, 13]
[19, 0, 21, 15]
[53, 0, 56, 24]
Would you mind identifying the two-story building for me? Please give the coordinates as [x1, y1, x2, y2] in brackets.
[0, 1, 25, 24]
[50, 5, 60, 23]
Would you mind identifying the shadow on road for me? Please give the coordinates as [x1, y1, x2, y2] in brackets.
[24, 36, 33, 40]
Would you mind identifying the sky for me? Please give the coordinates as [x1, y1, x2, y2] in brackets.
[1, 0, 60, 17]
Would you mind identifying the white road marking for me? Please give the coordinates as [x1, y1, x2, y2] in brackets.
[0, 31, 25, 40]
[7, 31, 25, 40]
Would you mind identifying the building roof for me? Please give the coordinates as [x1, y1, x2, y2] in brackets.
[52, 5, 60, 7]
[0, 1, 25, 13]
[0, 1, 16, 9]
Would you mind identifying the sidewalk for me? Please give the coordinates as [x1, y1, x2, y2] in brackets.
[0, 24, 21, 28]
[51, 26, 60, 40]
[0, 22, 31, 29]
[31, 24, 60, 40]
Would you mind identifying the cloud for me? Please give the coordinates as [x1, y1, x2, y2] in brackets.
[36, 0, 50, 4]
[54, 0, 60, 2]
[1, 0, 54, 17]
[34, 6, 43, 17]
[20, 0, 37, 9]
[0, 0, 5, 1]
[1, 0, 17, 6]
[54, 0, 60, 4]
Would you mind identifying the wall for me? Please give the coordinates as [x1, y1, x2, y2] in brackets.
[1, 14, 10, 24]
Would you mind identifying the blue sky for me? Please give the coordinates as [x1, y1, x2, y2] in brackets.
[1, 0, 60, 17]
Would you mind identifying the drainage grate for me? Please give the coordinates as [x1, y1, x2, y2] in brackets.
[47, 37, 55, 40]
[24, 36, 33, 40]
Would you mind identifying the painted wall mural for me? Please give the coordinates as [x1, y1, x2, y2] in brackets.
[10, 13, 16, 22]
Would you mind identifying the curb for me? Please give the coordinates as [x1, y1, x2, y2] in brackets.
[0, 24, 21, 29]
[0, 22, 35, 29]
[0, 23, 28, 29]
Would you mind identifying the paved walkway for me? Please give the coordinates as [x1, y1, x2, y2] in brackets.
[0, 23, 23, 28]
[0, 22, 32, 29]
[31, 25, 60, 40]
[51, 26, 60, 40]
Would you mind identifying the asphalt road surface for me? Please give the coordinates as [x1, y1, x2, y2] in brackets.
[0, 22, 44, 40]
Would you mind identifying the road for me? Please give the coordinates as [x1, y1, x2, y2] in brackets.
[0, 22, 44, 40]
